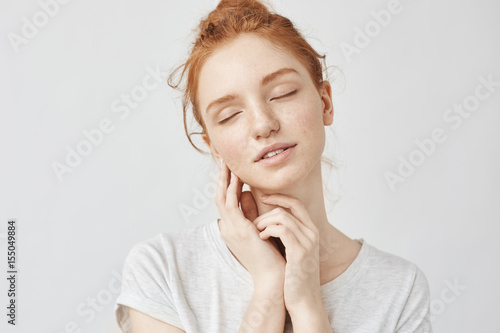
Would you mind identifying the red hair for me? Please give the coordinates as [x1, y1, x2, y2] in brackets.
[167, 0, 329, 154]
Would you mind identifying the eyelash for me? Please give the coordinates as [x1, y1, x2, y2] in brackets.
[271, 89, 298, 101]
[218, 90, 298, 124]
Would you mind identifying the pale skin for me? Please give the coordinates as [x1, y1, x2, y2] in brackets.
[129, 33, 362, 332]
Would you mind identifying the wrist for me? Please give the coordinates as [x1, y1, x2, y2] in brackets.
[252, 277, 284, 307]
[287, 295, 325, 319]
[253, 281, 284, 302]
[252, 271, 284, 292]
[288, 299, 331, 332]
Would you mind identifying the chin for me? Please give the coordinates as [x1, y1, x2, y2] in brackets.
[254, 173, 302, 192]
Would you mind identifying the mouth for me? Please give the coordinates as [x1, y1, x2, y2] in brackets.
[255, 143, 297, 162]
[255, 144, 296, 166]
[261, 146, 290, 159]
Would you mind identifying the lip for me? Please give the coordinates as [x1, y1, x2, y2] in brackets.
[254, 142, 297, 162]
[255, 144, 296, 166]
[256, 145, 295, 166]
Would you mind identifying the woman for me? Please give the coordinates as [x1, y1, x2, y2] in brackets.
[115, 0, 432, 332]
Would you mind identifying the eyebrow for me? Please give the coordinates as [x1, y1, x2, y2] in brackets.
[205, 67, 299, 114]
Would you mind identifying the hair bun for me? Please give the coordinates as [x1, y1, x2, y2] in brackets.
[199, 0, 271, 40]
[215, 0, 269, 15]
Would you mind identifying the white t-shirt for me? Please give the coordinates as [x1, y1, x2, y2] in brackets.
[114, 218, 433, 332]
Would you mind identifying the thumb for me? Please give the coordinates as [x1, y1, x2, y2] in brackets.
[240, 191, 259, 222]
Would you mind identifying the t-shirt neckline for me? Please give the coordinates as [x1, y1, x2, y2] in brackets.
[207, 218, 369, 292]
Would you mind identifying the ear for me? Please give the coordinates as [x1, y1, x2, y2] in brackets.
[202, 133, 221, 163]
[319, 81, 334, 126]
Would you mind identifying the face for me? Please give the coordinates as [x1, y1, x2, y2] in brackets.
[199, 33, 333, 191]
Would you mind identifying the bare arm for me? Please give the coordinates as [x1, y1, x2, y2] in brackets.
[288, 300, 332, 333]
[238, 278, 286, 333]
[128, 291, 284, 333]
[128, 307, 185, 333]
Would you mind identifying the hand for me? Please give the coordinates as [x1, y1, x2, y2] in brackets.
[253, 194, 322, 314]
[216, 159, 286, 287]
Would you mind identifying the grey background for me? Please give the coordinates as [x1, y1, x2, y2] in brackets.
[1, 0, 499, 332]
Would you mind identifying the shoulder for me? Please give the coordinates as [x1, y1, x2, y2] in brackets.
[122, 222, 213, 272]
[350, 240, 433, 329]
[363, 241, 425, 277]
[361, 240, 431, 297]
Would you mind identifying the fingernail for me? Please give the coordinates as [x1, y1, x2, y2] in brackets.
[219, 159, 224, 168]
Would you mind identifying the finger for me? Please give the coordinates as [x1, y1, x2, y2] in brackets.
[255, 213, 310, 247]
[234, 174, 243, 207]
[254, 208, 309, 240]
[225, 172, 238, 211]
[261, 194, 318, 233]
[251, 207, 280, 225]
[225, 173, 255, 231]
[216, 160, 229, 206]
[259, 224, 300, 255]
[235, 174, 243, 205]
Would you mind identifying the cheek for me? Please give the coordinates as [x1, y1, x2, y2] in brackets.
[289, 98, 325, 148]
[290, 102, 320, 131]
[216, 135, 248, 169]
[298, 111, 316, 127]
[222, 143, 240, 158]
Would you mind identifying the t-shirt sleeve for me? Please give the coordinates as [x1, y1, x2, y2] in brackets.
[114, 238, 184, 332]
[395, 265, 433, 333]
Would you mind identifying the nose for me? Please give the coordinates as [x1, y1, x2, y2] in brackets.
[250, 102, 280, 139]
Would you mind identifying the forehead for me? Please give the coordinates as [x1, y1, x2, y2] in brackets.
[197, 33, 308, 109]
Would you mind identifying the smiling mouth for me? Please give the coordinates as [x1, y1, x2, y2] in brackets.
[261, 147, 289, 159]
[256, 143, 297, 161]
[255, 144, 296, 166]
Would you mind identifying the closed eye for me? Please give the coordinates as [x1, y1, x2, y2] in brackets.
[218, 90, 298, 124]
[218, 111, 242, 124]
[271, 89, 298, 101]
